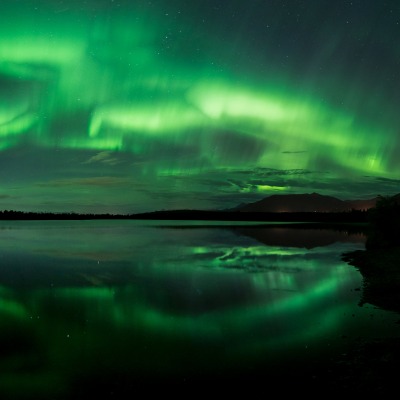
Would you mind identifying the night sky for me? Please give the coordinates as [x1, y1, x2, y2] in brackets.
[1, 0, 399, 214]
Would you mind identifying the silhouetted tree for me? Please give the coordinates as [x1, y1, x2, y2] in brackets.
[366, 194, 400, 249]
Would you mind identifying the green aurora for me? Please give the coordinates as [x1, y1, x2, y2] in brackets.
[1, 221, 392, 395]
[0, 0, 399, 213]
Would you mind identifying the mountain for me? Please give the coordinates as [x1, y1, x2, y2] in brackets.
[391, 193, 400, 203]
[236, 192, 378, 213]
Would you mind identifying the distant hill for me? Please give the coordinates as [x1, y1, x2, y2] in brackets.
[391, 193, 400, 203]
[236, 192, 378, 213]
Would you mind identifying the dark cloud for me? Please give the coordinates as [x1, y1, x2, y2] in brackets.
[252, 168, 314, 177]
[371, 176, 400, 183]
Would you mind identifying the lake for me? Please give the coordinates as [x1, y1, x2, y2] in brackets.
[0, 220, 399, 397]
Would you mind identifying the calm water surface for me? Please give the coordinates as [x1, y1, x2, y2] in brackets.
[0, 220, 399, 397]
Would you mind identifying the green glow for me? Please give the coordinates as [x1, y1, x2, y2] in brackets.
[188, 83, 293, 121]
[0, 37, 85, 65]
[0, 113, 38, 137]
[0, 1, 398, 212]
[0, 298, 27, 319]
[241, 185, 287, 193]
[1, 221, 398, 398]
[59, 136, 124, 151]
[89, 102, 206, 137]
[255, 185, 287, 193]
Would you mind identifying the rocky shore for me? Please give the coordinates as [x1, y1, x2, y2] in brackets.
[332, 244, 400, 394]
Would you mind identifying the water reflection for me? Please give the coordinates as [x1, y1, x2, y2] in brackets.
[0, 221, 398, 397]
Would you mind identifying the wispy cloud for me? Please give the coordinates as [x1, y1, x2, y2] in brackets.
[371, 176, 400, 184]
[83, 151, 123, 166]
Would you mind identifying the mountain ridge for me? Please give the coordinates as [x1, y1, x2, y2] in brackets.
[234, 192, 381, 213]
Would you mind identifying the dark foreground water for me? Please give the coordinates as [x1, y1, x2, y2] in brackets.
[0, 220, 399, 398]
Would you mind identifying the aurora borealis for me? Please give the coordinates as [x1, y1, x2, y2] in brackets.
[1, 0, 399, 213]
